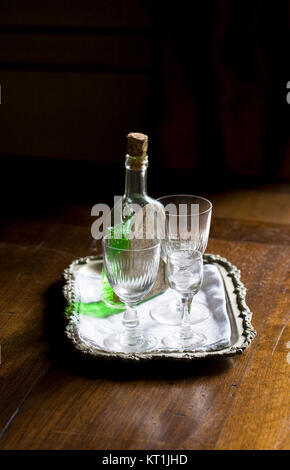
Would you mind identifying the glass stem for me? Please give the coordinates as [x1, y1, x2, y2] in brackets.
[175, 295, 183, 313]
[180, 296, 194, 340]
[122, 304, 141, 346]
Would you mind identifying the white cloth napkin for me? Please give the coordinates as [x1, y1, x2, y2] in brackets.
[71, 260, 231, 352]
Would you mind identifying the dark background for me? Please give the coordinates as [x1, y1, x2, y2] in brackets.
[0, 0, 289, 215]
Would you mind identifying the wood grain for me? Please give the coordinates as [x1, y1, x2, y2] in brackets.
[0, 227, 90, 436]
[215, 268, 290, 450]
[210, 190, 290, 225]
[0, 234, 289, 449]
[0, 186, 289, 450]
[211, 217, 290, 246]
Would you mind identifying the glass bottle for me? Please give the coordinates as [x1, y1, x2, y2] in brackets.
[101, 132, 165, 308]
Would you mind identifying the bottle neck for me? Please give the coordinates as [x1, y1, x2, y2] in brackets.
[124, 167, 148, 199]
[124, 154, 148, 200]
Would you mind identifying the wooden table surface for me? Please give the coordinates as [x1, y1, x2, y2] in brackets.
[0, 184, 289, 450]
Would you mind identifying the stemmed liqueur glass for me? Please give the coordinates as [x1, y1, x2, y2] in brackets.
[102, 236, 160, 352]
[151, 194, 212, 326]
[162, 250, 206, 349]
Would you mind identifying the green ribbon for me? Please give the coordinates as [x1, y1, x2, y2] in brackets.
[65, 290, 163, 320]
[64, 300, 124, 319]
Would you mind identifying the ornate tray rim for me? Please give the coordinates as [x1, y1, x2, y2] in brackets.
[62, 254, 256, 362]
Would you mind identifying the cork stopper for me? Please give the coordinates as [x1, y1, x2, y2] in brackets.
[126, 132, 148, 157]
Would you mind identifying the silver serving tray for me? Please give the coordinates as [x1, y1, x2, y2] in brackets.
[63, 254, 256, 361]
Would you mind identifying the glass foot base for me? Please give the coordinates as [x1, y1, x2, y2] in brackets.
[150, 301, 210, 326]
[162, 331, 206, 351]
[103, 333, 157, 353]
